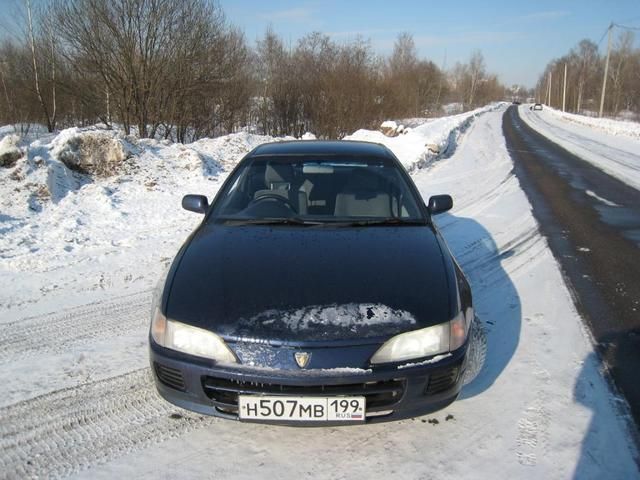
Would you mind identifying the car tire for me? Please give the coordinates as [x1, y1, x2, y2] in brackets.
[462, 315, 487, 385]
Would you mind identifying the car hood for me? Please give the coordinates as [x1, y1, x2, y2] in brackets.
[165, 224, 453, 344]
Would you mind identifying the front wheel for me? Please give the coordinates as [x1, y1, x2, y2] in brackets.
[462, 316, 487, 385]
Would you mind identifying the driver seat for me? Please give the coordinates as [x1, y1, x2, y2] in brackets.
[254, 163, 308, 214]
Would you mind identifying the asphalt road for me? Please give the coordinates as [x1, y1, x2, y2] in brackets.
[502, 106, 640, 428]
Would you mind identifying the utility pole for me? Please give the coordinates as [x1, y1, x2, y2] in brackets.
[599, 23, 613, 117]
[562, 63, 567, 112]
[547, 72, 552, 106]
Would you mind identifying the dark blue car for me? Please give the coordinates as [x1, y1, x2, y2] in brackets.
[150, 140, 474, 425]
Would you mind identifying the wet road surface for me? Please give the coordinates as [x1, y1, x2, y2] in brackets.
[503, 105, 640, 428]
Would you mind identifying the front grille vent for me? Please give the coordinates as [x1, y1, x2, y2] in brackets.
[426, 366, 459, 395]
[154, 363, 186, 391]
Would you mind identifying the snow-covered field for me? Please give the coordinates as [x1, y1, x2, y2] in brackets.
[519, 105, 640, 191]
[0, 106, 638, 479]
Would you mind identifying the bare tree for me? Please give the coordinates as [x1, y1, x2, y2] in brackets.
[608, 31, 634, 114]
[466, 50, 486, 107]
[0, 1, 512, 139]
[24, 0, 57, 131]
[55, 0, 249, 139]
[383, 33, 447, 117]
[574, 40, 599, 113]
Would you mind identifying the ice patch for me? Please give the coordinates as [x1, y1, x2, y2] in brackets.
[585, 190, 620, 207]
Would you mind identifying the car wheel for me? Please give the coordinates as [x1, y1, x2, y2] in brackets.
[462, 315, 487, 385]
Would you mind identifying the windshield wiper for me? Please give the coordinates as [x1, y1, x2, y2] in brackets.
[223, 217, 324, 226]
[317, 218, 427, 227]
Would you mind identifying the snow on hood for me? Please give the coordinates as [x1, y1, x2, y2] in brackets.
[250, 303, 417, 332]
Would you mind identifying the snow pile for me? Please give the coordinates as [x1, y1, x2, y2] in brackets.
[0, 133, 23, 167]
[348, 103, 502, 171]
[538, 106, 640, 139]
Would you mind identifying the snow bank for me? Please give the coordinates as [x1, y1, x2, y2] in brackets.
[539, 106, 640, 140]
[348, 104, 502, 171]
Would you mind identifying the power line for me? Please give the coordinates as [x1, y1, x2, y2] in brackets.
[597, 25, 610, 46]
[613, 23, 640, 31]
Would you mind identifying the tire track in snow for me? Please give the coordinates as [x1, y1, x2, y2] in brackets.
[515, 356, 552, 466]
[0, 290, 152, 362]
[0, 368, 215, 479]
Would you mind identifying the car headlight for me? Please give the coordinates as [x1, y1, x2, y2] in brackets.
[370, 311, 468, 365]
[151, 308, 237, 363]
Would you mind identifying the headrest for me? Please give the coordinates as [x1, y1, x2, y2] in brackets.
[265, 163, 293, 189]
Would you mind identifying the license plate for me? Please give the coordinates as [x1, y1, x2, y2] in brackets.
[238, 395, 365, 422]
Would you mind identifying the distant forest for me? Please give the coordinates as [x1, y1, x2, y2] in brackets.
[0, 0, 508, 140]
[535, 29, 640, 117]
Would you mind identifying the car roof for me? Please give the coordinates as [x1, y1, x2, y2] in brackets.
[251, 140, 392, 158]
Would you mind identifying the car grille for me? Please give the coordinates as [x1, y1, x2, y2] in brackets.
[201, 376, 405, 414]
[154, 363, 186, 391]
[425, 366, 460, 395]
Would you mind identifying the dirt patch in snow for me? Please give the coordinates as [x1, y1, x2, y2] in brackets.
[56, 131, 127, 177]
[0, 134, 23, 167]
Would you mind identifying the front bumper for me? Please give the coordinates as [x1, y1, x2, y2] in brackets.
[150, 340, 468, 425]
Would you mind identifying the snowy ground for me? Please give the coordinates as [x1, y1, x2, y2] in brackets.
[519, 105, 640, 191]
[1, 106, 638, 479]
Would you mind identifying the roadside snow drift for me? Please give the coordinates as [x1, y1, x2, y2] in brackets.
[347, 103, 500, 171]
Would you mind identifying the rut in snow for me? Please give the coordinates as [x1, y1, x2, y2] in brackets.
[0, 368, 215, 479]
[0, 290, 152, 361]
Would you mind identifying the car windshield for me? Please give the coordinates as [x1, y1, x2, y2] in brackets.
[210, 155, 426, 224]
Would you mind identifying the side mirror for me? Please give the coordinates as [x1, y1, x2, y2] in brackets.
[182, 194, 209, 214]
[427, 194, 453, 215]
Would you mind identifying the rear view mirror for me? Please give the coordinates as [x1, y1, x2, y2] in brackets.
[182, 194, 209, 214]
[427, 195, 453, 215]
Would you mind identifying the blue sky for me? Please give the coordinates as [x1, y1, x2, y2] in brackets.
[220, 0, 640, 87]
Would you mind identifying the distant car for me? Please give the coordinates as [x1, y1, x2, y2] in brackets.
[512, 100, 521, 105]
[149, 140, 474, 425]
[531, 103, 543, 111]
